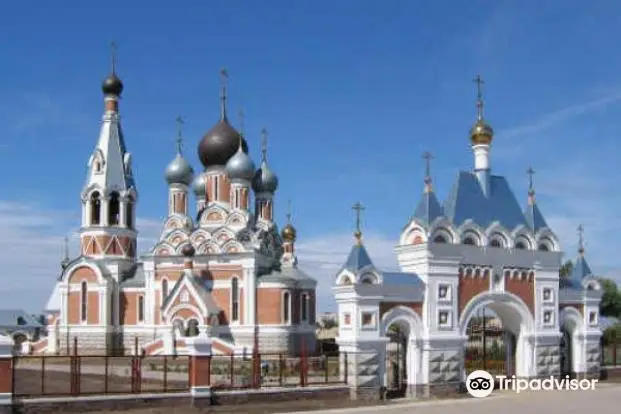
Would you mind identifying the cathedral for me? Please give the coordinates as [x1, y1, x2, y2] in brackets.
[35, 59, 317, 356]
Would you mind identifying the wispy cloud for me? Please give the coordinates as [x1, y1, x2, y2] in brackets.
[499, 91, 621, 140]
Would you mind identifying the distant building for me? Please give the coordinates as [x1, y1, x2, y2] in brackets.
[0, 310, 44, 352]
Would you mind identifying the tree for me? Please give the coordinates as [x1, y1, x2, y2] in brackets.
[599, 278, 621, 318]
[602, 324, 621, 346]
[559, 260, 573, 278]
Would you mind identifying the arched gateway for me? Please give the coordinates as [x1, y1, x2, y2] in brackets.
[333, 80, 602, 399]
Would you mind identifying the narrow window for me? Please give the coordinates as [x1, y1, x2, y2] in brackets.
[80, 281, 88, 322]
[283, 292, 291, 324]
[91, 192, 101, 225]
[137, 295, 144, 323]
[231, 278, 239, 322]
[301, 294, 308, 322]
[126, 198, 134, 228]
[214, 176, 219, 201]
[109, 192, 120, 225]
[161, 279, 169, 303]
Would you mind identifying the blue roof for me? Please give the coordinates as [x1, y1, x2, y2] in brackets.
[524, 202, 548, 232]
[443, 171, 529, 230]
[0, 310, 43, 328]
[381, 271, 425, 288]
[341, 243, 374, 272]
[560, 254, 594, 290]
[414, 191, 443, 224]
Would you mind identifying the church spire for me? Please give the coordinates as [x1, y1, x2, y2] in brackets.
[413, 151, 443, 225]
[423, 151, 433, 193]
[352, 201, 364, 245]
[578, 224, 585, 256]
[523, 166, 548, 232]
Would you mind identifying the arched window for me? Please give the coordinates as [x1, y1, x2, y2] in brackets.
[109, 192, 120, 225]
[538, 243, 549, 252]
[301, 294, 309, 322]
[433, 235, 447, 243]
[341, 276, 352, 286]
[80, 281, 88, 323]
[126, 197, 134, 229]
[463, 237, 476, 246]
[231, 278, 239, 322]
[490, 239, 502, 248]
[161, 279, 169, 304]
[91, 192, 101, 225]
[17, 316, 26, 325]
[515, 241, 526, 250]
[137, 295, 144, 323]
[186, 319, 200, 337]
[283, 291, 291, 324]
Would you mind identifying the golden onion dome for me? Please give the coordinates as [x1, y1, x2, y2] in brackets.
[281, 223, 297, 242]
[469, 118, 494, 145]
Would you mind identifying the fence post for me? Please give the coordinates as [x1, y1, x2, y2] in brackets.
[186, 334, 213, 408]
[0, 335, 13, 412]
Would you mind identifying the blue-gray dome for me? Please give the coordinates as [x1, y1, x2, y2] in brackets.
[165, 154, 193, 185]
[192, 173, 207, 196]
[226, 145, 255, 181]
[252, 161, 278, 193]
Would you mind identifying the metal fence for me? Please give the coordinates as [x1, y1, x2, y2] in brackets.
[12, 351, 347, 398]
[12, 354, 191, 397]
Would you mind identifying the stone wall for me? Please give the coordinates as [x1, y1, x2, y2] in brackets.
[57, 329, 109, 354]
[535, 345, 561, 377]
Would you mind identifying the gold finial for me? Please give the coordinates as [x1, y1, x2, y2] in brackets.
[473, 74, 485, 120]
[110, 41, 118, 75]
[577, 224, 585, 255]
[422, 151, 433, 193]
[219, 68, 229, 120]
[61, 236, 70, 268]
[352, 202, 365, 244]
[175, 116, 184, 154]
[260, 127, 268, 162]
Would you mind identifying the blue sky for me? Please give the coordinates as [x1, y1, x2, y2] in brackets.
[1, 0, 621, 313]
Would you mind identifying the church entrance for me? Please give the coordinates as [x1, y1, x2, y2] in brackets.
[560, 326, 573, 378]
[385, 323, 407, 398]
[464, 307, 516, 377]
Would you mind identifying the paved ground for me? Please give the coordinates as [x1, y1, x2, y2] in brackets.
[289, 382, 621, 414]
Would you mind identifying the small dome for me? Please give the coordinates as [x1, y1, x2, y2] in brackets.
[165, 154, 194, 185]
[470, 119, 494, 145]
[198, 119, 249, 168]
[192, 173, 207, 196]
[281, 223, 296, 242]
[181, 244, 195, 257]
[226, 144, 255, 181]
[102, 73, 123, 96]
[252, 161, 279, 193]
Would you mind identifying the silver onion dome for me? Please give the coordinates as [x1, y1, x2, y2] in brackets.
[192, 173, 207, 196]
[252, 161, 278, 193]
[225, 140, 255, 181]
[165, 154, 194, 186]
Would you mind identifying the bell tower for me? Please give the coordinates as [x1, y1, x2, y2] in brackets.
[80, 43, 138, 262]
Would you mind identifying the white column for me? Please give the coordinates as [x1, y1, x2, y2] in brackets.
[120, 201, 127, 228]
[83, 201, 90, 226]
[99, 289, 106, 325]
[101, 197, 110, 226]
[243, 268, 251, 324]
[61, 288, 68, 325]
[473, 144, 490, 170]
[246, 267, 256, 325]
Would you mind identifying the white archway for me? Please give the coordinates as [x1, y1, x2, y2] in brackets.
[559, 306, 585, 375]
[460, 291, 536, 378]
[381, 306, 424, 390]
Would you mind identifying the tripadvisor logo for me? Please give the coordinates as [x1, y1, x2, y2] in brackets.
[466, 370, 598, 398]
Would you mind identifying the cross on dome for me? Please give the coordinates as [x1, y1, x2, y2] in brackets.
[352, 201, 365, 244]
[577, 224, 585, 255]
[175, 116, 184, 154]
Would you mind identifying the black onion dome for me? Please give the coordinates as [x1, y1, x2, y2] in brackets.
[102, 73, 124, 96]
[198, 119, 249, 168]
[252, 161, 279, 193]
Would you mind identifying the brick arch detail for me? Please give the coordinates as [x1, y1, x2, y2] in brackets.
[168, 304, 203, 324]
[66, 264, 103, 284]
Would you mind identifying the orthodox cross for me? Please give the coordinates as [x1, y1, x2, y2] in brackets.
[577, 224, 585, 254]
[110, 41, 118, 74]
[175, 116, 184, 154]
[220, 67, 229, 119]
[473, 74, 485, 119]
[352, 202, 365, 240]
[423, 151, 433, 178]
[527, 167, 535, 190]
[286, 199, 292, 224]
[63, 236, 70, 262]
[261, 128, 268, 161]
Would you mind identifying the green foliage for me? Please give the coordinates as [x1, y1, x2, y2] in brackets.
[599, 278, 621, 318]
[559, 260, 573, 278]
[602, 325, 621, 345]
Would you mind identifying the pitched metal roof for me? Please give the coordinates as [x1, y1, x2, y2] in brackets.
[341, 244, 374, 273]
[0, 310, 43, 328]
[119, 263, 145, 288]
[560, 254, 594, 290]
[260, 266, 317, 286]
[413, 191, 443, 225]
[381, 271, 425, 288]
[524, 202, 548, 232]
[443, 171, 529, 230]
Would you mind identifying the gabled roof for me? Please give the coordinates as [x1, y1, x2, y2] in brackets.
[261, 266, 317, 287]
[561, 254, 594, 290]
[413, 191, 443, 225]
[119, 263, 145, 288]
[161, 271, 221, 316]
[524, 202, 548, 232]
[340, 243, 374, 273]
[381, 271, 425, 288]
[443, 171, 529, 230]
[0, 310, 43, 328]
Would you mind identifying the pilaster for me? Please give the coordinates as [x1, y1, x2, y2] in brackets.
[0, 335, 13, 411]
[186, 334, 213, 407]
